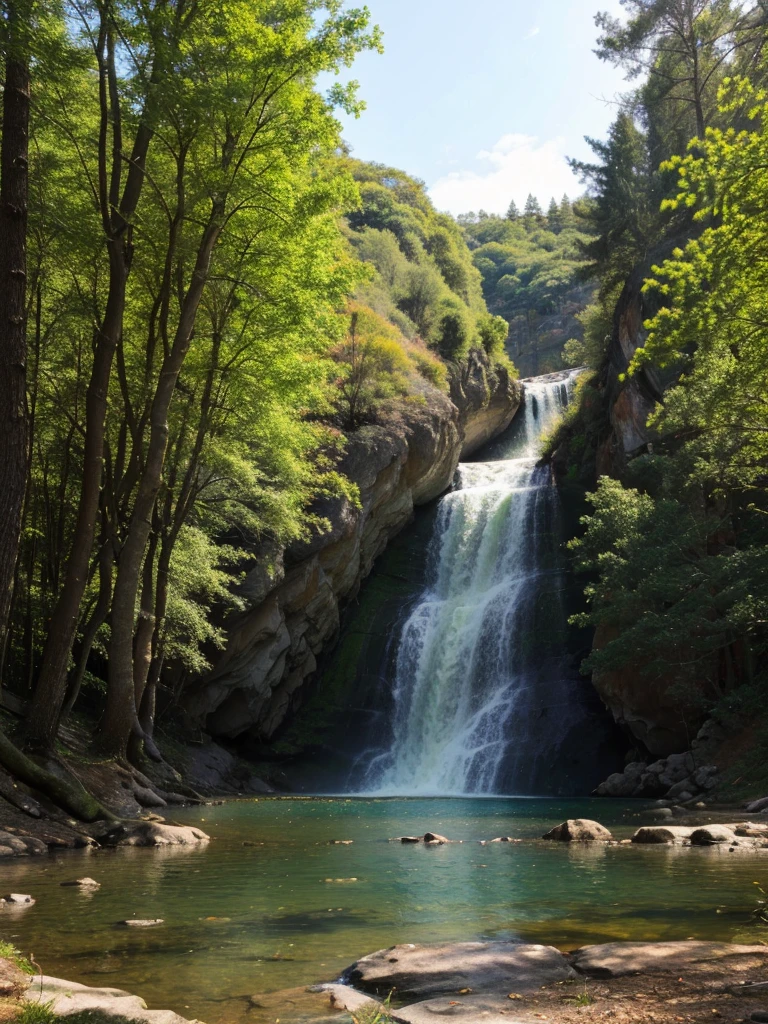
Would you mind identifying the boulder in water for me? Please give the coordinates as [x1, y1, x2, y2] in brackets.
[61, 877, 101, 889]
[631, 826, 694, 844]
[541, 819, 612, 842]
[423, 832, 451, 844]
[689, 825, 738, 845]
[100, 822, 209, 847]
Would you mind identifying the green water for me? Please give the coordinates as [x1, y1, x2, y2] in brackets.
[2, 798, 768, 1023]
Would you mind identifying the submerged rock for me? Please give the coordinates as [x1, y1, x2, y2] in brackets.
[118, 919, 164, 927]
[345, 941, 576, 1000]
[61, 877, 101, 889]
[542, 819, 612, 842]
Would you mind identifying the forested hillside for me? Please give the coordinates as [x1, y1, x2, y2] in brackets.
[0, 0, 512, 816]
[459, 196, 596, 376]
[547, 0, 768, 787]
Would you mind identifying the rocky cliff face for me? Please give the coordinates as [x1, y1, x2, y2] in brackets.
[595, 262, 667, 477]
[183, 351, 522, 743]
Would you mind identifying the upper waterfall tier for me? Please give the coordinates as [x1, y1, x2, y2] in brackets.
[361, 371, 582, 796]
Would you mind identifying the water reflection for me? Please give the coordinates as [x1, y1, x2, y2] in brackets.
[1, 798, 767, 1024]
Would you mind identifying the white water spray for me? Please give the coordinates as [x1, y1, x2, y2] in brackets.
[363, 372, 579, 796]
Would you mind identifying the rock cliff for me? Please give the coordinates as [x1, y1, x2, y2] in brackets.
[183, 351, 522, 743]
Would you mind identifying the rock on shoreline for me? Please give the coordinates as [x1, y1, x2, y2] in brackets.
[338, 940, 768, 1024]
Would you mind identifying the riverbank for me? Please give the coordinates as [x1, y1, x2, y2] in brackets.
[3, 797, 768, 1024]
[3, 938, 768, 1024]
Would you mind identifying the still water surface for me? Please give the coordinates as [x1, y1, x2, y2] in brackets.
[2, 798, 768, 1023]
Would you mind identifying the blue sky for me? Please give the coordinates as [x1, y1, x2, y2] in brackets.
[328, 0, 630, 215]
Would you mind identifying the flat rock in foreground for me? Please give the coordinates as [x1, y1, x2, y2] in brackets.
[393, 994, 526, 1024]
[28, 975, 198, 1024]
[571, 941, 768, 978]
[346, 941, 576, 999]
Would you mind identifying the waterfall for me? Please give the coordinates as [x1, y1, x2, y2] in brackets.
[361, 371, 581, 796]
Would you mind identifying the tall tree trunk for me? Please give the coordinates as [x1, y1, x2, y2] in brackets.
[25, 23, 160, 749]
[0, 7, 30, 680]
[100, 212, 222, 758]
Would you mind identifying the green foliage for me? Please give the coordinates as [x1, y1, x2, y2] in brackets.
[0, 942, 34, 975]
[351, 993, 396, 1024]
[632, 77, 768, 498]
[477, 312, 509, 359]
[343, 160, 511, 370]
[333, 307, 414, 429]
[14, 1002, 57, 1024]
[2, 0, 385, 715]
[562, 294, 616, 370]
[569, 112, 660, 293]
[433, 296, 474, 361]
[459, 204, 596, 374]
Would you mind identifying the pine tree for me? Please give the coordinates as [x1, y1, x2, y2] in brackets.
[547, 197, 561, 233]
[559, 194, 575, 229]
[505, 198, 520, 221]
[523, 193, 543, 231]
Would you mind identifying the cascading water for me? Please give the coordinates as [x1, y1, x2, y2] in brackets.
[362, 371, 585, 796]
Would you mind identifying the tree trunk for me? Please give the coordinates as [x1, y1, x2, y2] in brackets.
[60, 523, 114, 723]
[0, 16, 30, 679]
[101, 214, 222, 758]
[24, 25, 160, 750]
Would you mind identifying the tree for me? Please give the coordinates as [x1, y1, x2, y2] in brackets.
[20, 0, 382, 758]
[333, 308, 411, 428]
[0, 0, 31, 670]
[506, 198, 520, 221]
[559, 194, 576, 229]
[25, 0, 190, 750]
[571, 70, 768, 720]
[569, 111, 658, 292]
[595, 0, 768, 140]
[633, 73, 768, 498]
[523, 193, 544, 230]
[547, 197, 562, 232]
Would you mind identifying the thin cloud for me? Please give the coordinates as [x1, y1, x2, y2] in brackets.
[524, 26, 541, 39]
[429, 133, 580, 216]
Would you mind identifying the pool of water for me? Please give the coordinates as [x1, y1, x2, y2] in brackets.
[2, 797, 767, 1023]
